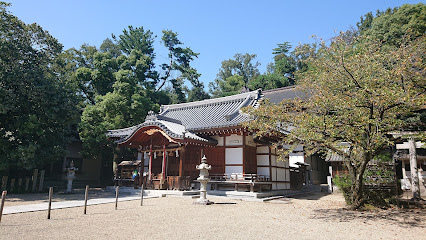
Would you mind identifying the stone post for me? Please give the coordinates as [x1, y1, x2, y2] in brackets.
[193, 155, 213, 205]
[408, 138, 420, 200]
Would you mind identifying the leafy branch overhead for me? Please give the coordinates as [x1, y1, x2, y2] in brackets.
[245, 33, 425, 209]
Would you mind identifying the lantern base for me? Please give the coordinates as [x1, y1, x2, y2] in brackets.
[193, 199, 214, 205]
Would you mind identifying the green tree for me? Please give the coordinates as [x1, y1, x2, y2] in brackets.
[209, 53, 260, 97]
[248, 73, 289, 91]
[357, 3, 426, 47]
[245, 33, 425, 209]
[0, 2, 79, 171]
[78, 27, 205, 159]
[272, 42, 296, 84]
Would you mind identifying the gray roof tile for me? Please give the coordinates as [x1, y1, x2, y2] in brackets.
[107, 88, 299, 143]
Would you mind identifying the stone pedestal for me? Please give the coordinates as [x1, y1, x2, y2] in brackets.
[193, 156, 213, 205]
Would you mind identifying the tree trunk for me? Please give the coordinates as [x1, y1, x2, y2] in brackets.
[350, 171, 364, 209]
[408, 138, 420, 200]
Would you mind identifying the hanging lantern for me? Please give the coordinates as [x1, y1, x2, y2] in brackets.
[154, 151, 157, 159]
[176, 149, 179, 157]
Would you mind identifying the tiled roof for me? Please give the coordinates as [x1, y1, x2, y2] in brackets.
[107, 88, 301, 144]
[262, 86, 307, 104]
[159, 90, 261, 131]
[107, 125, 138, 138]
[108, 115, 214, 144]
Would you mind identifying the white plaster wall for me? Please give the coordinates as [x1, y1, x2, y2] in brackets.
[276, 158, 286, 167]
[289, 152, 304, 168]
[211, 136, 224, 146]
[226, 134, 243, 146]
[285, 169, 290, 181]
[277, 168, 287, 181]
[257, 146, 269, 154]
[271, 155, 277, 166]
[257, 155, 269, 166]
[257, 167, 270, 177]
[225, 148, 243, 164]
[271, 167, 277, 181]
[225, 166, 243, 174]
[245, 135, 256, 147]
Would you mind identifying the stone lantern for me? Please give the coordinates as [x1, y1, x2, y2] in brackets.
[65, 161, 78, 193]
[194, 155, 213, 205]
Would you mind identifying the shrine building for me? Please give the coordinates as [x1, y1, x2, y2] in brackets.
[107, 87, 307, 192]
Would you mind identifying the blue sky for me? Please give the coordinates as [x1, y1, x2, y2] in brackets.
[9, 0, 424, 90]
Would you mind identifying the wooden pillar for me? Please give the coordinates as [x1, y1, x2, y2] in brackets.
[161, 144, 166, 180]
[179, 148, 184, 177]
[148, 144, 153, 181]
[242, 129, 246, 174]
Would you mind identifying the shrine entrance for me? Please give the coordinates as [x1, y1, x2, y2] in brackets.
[115, 125, 215, 190]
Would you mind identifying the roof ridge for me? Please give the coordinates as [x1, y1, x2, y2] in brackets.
[160, 89, 261, 113]
[262, 85, 297, 93]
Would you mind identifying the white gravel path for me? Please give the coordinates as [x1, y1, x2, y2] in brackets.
[0, 193, 424, 240]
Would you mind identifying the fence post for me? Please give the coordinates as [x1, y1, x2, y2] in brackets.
[115, 186, 119, 210]
[0, 191, 6, 223]
[10, 179, 15, 193]
[38, 170, 45, 192]
[18, 178, 23, 193]
[24, 177, 30, 192]
[84, 185, 89, 214]
[1, 176, 8, 191]
[47, 187, 53, 219]
[140, 179, 144, 206]
[32, 169, 38, 192]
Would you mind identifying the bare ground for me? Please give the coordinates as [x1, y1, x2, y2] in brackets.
[0, 192, 424, 240]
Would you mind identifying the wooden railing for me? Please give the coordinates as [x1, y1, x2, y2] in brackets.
[209, 173, 270, 182]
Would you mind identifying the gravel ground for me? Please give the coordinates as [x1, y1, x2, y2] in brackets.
[0, 192, 424, 240]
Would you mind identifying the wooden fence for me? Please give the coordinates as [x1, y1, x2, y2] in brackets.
[0, 169, 46, 193]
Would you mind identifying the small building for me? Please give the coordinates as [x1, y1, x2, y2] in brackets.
[108, 87, 311, 192]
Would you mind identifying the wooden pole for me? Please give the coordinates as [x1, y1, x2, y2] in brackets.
[115, 186, 119, 210]
[47, 187, 53, 219]
[84, 185, 89, 214]
[140, 177, 144, 206]
[0, 191, 7, 223]
[38, 170, 45, 192]
[32, 169, 38, 192]
[148, 144, 153, 181]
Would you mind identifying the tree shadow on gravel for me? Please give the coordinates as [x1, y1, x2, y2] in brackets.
[311, 208, 425, 227]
